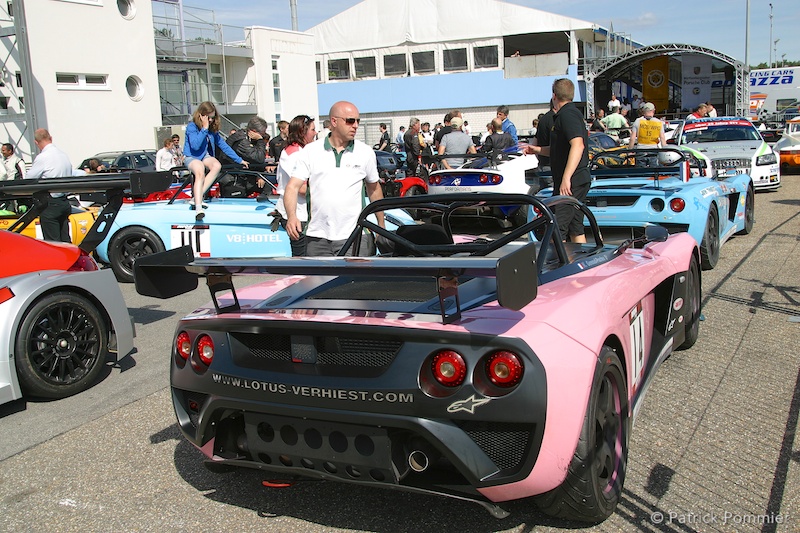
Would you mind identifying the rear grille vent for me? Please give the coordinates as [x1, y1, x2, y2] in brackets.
[458, 421, 532, 471]
[584, 195, 639, 207]
[231, 332, 402, 370]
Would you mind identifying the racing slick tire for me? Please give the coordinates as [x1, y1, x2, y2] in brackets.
[15, 291, 108, 399]
[403, 185, 426, 219]
[534, 346, 629, 523]
[735, 186, 754, 236]
[108, 226, 166, 283]
[700, 208, 720, 270]
[678, 254, 701, 350]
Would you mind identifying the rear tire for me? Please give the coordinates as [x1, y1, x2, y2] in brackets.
[678, 254, 701, 350]
[700, 208, 720, 270]
[735, 186, 754, 235]
[15, 292, 108, 399]
[535, 347, 629, 523]
[107, 226, 166, 283]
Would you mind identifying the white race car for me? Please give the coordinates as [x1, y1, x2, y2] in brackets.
[426, 150, 539, 225]
[669, 117, 780, 191]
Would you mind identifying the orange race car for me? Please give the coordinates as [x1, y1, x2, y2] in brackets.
[0, 203, 97, 244]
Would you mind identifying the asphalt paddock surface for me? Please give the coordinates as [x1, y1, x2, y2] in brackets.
[1, 178, 799, 532]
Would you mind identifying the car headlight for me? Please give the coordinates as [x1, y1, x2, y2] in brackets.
[756, 153, 777, 165]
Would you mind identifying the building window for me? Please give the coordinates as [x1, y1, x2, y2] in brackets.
[328, 59, 350, 80]
[126, 75, 143, 101]
[474, 45, 499, 68]
[354, 57, 376, 78]
[15, 72, 21, 88]
[272, 56, 281, 114]
[56, 72, 110, 90]
[315, 61, 321, 82]
[85, 74, 107, 85]
[443, 49, 467, 72]
[384, 54, 407, 76]
[412, 51, 435, 74]
[117, 0, 136, 19]
[56, 0, 102, 5]
[56, 73, 79, 85]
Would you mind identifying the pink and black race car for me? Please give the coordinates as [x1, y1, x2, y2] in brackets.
[135, 192, 701, 523]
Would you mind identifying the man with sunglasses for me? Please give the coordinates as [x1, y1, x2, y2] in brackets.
[283, 100, 384, 256]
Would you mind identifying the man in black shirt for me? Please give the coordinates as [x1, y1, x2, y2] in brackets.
[524, 78, 590, 243]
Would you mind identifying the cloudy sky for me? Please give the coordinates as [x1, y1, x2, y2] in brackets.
[173, 0, 799, 67]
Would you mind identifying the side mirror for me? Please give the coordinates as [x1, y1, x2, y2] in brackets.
[666, 138, 677, 145]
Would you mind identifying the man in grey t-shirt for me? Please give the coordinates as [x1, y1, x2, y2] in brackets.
[438, 116, 476, 169]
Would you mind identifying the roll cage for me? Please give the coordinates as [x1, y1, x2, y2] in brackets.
[133, 193, 667, 324]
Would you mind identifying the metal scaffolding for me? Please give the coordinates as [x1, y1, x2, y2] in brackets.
[582, 43, 748, 118]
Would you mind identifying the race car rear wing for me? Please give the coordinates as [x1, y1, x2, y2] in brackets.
[134, 243, 538, 324]
[590, 147, 704, 184]
[0, 172, 174, 253]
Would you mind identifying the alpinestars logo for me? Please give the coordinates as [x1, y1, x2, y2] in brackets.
[447, 394, 491, 414]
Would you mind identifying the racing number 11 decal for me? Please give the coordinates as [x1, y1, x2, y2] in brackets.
[628, 301, 645, 388]
[171, 225, 211, 257]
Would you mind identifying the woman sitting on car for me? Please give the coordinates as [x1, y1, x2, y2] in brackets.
[183, 101, 248, 215]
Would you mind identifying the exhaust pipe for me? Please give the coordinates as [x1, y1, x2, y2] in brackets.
[407, 438, 439, 473]
[408, 450, 430, 472]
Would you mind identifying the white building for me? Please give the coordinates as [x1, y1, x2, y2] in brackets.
[2, 0, 161, 165]
[308, 0, 637, 145]
[0, 0, 318, 166]
[0, 0, 634, 165]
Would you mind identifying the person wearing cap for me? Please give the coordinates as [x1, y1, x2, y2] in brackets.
[221, 116, 269, 166]
[629, 102, 666, 149]
[217, 116, 269, 196]
[438, 116, 476, 169]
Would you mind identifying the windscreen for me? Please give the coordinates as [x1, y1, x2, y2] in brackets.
[680, 120, 761, 144]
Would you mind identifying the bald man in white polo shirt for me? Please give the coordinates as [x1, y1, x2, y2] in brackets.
[283, 100, 385, 256]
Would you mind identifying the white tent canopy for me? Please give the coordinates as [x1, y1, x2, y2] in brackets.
[309, 0, 596, 54]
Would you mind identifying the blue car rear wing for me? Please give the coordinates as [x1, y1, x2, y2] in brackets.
[134, 243, 538, 325]
[591, 147, 703, 185]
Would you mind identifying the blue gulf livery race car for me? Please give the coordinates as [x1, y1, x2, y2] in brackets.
[94, 195, 292, 283]
[580, 147, 754, 270]
[94, 175, 414, 282]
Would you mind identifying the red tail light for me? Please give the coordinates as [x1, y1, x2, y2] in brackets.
[485, 351, 523, 387]
[176, 332, 191, 360]
[197, 335, 215, 366]
[479, 174, 489, 184]
[491, 175, 502, 184]
[68, 251, 99, 272]
[669, 198, 686, 212]
[429, 175, 441, 185]
[431, 350, 466, 387]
